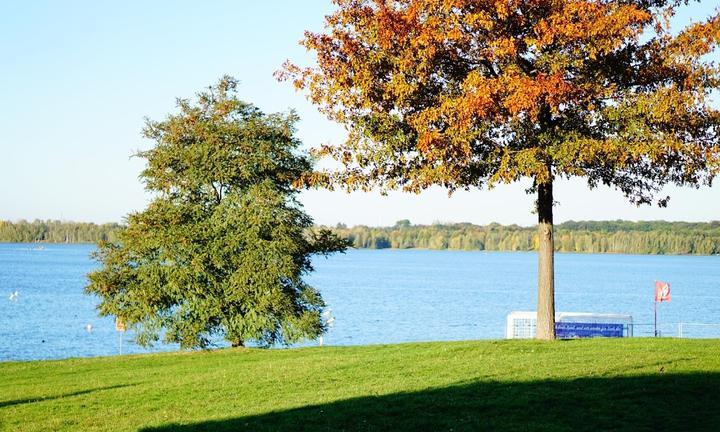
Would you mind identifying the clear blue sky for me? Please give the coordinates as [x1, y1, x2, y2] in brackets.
[2, 1, 719, 227]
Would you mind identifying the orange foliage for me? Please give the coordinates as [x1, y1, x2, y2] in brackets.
[282, 0, 720, 204]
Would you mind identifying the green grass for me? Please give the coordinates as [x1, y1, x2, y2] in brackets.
[1, 339, 719, 431]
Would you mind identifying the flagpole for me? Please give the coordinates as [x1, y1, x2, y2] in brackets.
[654, 299, 657, 338]
[654, 280, 671, 338]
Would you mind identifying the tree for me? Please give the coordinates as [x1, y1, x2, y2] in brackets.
[282, 0, 720, 339]
[86, 77, 349, 349]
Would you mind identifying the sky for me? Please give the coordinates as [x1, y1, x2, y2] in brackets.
[2, 0, 720, 227]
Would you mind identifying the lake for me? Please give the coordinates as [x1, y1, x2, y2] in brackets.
[1, 244, 719, 361]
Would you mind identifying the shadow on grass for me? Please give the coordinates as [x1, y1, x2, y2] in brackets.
[141, 373, 720, 431]
[0, 384, 137, 408]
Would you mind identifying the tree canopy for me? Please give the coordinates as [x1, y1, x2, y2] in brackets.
[283, 0, 720, 339]
[86, 77, 348, 349]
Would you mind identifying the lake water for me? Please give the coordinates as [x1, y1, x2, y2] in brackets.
[1, 244, 719, 361]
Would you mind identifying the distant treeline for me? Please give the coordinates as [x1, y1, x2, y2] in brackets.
[0, 220, 122, 243]
[329, 220, 720, 255]
[2, 219, 719, 255]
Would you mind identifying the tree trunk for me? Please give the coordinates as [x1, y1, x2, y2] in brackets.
[536, 180, 556, 340]
[231, 340, 244, 348]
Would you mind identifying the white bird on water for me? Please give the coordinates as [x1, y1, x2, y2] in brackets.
[9, 291, 18, 302]
[319, 309, 336, 347]
[322, 309, 335, 328]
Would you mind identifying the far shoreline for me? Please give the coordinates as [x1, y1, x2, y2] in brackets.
[2, 242, 718, 257]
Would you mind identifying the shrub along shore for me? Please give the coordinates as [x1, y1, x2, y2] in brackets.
[1, 339, 719, 431]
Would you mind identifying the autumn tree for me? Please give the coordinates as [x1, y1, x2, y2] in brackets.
[86, 77, 348, 348]
[282, 0, 720, 339]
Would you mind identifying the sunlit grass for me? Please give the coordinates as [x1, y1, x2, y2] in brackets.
[1, 338, 719, 431]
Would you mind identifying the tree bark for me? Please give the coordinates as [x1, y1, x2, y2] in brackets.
[536, 180, 556, 340]
[231, 340, 244, 348]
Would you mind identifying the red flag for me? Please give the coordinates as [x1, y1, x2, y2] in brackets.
[655, 281, 671, 302]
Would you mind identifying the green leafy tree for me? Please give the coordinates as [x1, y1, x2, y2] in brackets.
[86, 77, 349, 349]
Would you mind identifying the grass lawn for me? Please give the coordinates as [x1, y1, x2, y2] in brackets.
[1, 338, 719, 431]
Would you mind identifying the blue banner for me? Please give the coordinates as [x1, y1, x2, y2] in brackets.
[555, 322, 624, 338]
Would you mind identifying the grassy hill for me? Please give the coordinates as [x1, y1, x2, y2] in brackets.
[1, 339, 720, 431]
